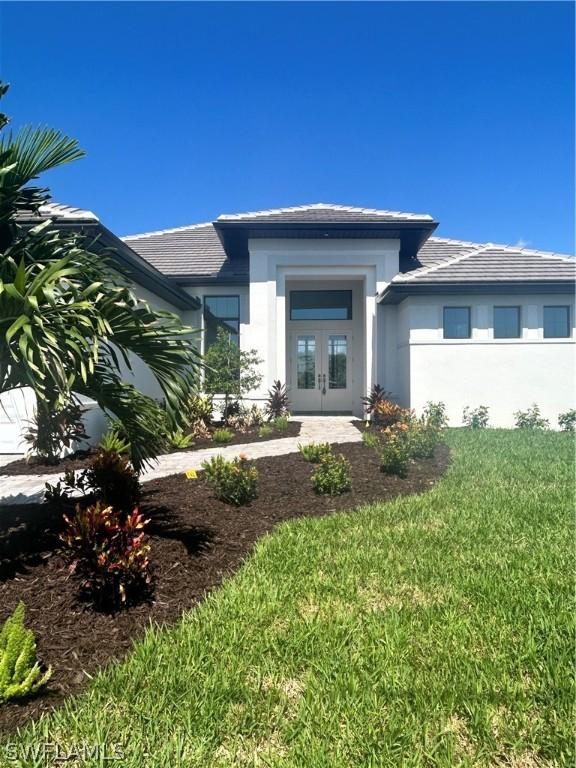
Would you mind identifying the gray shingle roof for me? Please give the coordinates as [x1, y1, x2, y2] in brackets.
[397, 239, 576, 283]
[216, 203, 434, 223]
[16, 202, 98, 222]
[124, 223, 246, 280]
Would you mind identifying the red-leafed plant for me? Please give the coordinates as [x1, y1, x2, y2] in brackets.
[61, 502, 151, 610]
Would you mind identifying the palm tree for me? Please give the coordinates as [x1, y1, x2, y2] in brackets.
[0, 82, 200, 469]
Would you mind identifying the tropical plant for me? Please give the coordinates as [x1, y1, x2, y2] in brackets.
[187, 394, 213, 428]
[201, 454, 259, 506]
[98, 426, 130, 455]
[462, 405, 490, 429]
[0, 82, 201, 470]
[23, 398, 88, 464]
[558, 409, 576, 433]
[203, 328, 262, 424]
[361, 430, 379, 450]
[213, 427, 233, 444]
[372, 398, 407, 428]
[165, 429, 194, 451]
[514, 404, 549, 430]
[311, 453, 352, 495]
[61, 503, 151, 609]
[362, 384, 391, 417]
[227, 404, 265, 433]
[0, 602, 51, 703]
[258, 424, 273, 439]
[298, 442, 332, 463]
[265, 380, 290, 421]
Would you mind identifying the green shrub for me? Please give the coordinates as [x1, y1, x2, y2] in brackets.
[405, 420, 440, 459]
[514, 404, 549, 430]
[272, 415, 290, 432]
[379, 425, 411, 477]
[361, 431, 379, 450]
[298, 442, 332, 463]
[201, 455, 259, 506]
[558, 409, 576, 433]
[187, 394, 214, 427]
[228, 404, 265, 433]
[258, 425, 273, 439]
[423, 401, 448, 429]
[462, 405, 490, 429]
[372, 399, 408, 428]
[0, 603, 51, 703]
[213, 427, 234, 444]
[165, 429, 194, 451]
[99, 427, 130, 455]
[62, 503, 151, 609]
[311, 453, 352, 496]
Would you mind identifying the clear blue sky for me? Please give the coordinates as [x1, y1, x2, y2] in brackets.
[1, 1, 574, 252]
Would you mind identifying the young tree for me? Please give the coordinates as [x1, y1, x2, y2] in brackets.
[0, 82, 201, 469]
[203, 328, 262, 421]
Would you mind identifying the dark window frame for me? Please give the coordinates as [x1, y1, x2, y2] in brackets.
[290, 290, 353, 321]
[443, 306, 471, 339]
[203, 295, 240, 350]
[493, 305, 521, 339]
[543, 305, 571, 339]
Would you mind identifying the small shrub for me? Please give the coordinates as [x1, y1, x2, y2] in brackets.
[0, 603, 51, 703]
[213, 427, 234, 444]
[299, 442, 332, 463]
[311, 453, 352, 496]
[99, 427, 130, 455]
[265, 380, 290, 421]
[272, 415, 289, 432]
[362, 384, 391, 417]
[24, 399, 88, 464]
[259, 424, 273, 439]
[514, 404, 549, 430]
[372, 398, 407, 428]
[165, 429, 194, 451]
[201, 454, 259, 506]
[558, 409, 576, 433]
[85, 450, 141, 514]
[361, 430, 380, 450]
[405, 419, 440, 459]
[462, 405, 490, 429]
[62, 503, 151, 609]
[379, 424, 411, 477]
[423, 401, 448, 429]
[227, 404, 265, 433]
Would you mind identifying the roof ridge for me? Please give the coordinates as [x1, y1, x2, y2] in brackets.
[123, 221, 214, 240]
[425, 236, 574, 261]
[217, 202, 434, 221]
[398, 244, 493, 281]
[37, 202, 98, 221]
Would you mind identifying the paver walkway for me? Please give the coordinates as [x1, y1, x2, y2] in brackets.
[0, 417, 362, 507]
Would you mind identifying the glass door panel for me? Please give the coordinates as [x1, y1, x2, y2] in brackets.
[327, 335, 347, 389]
[297, 335, 316, 389]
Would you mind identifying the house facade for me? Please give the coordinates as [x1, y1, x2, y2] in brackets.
[1, 202, 574, 451]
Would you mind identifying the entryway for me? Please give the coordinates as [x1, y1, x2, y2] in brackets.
[288, 329, 354, 413]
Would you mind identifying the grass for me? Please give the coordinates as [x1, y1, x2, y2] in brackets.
[213, 427, 233, 444]
[4, 429, 573, 767]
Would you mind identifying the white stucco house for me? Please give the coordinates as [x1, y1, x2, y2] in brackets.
[1, 202, 574, 451]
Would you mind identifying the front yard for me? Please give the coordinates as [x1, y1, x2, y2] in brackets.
[1, 428, 572, 766]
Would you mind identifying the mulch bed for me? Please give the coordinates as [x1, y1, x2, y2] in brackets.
[0, 440, 450, 734]
[0, 422, 302, 477]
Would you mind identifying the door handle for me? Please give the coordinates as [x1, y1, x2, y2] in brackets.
[317, 373, 322, 390]
[322, 373, 326, 395]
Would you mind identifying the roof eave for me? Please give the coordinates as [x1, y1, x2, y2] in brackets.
[378, 280, 576, 304]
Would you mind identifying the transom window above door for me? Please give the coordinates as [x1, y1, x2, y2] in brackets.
[290, 290, 352, 321]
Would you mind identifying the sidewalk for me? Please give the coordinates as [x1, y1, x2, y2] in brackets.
[0, 417, 362, 507]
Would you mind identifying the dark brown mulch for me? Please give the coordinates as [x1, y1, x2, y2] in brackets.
[0, 422, 302, 477]
[0, 441, 450, 734]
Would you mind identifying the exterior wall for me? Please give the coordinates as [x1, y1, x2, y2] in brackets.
[246, 238, 400, 416]
[387, 293, 576, 427]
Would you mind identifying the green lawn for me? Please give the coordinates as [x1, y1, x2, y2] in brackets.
[5, 430, 574, 767]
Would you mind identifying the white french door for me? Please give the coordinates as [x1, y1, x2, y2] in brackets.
[289, 330, 353, 413]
